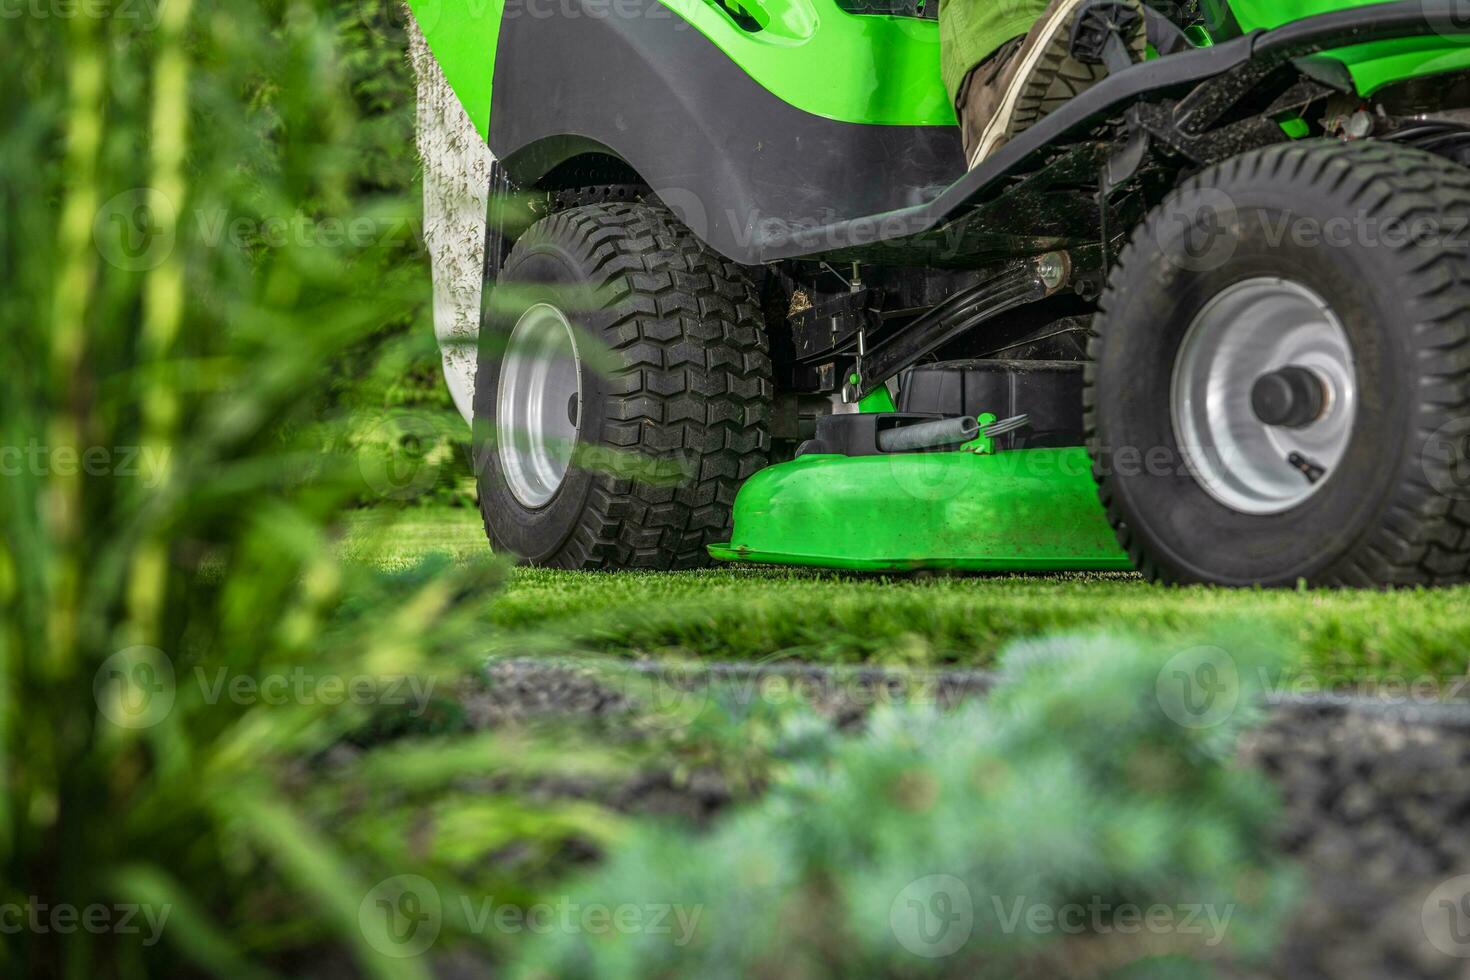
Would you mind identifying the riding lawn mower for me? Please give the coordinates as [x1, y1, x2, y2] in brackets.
[411, 0, 1470, 586]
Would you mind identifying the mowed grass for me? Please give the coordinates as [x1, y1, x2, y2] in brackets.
[343, 507, 1470, 683]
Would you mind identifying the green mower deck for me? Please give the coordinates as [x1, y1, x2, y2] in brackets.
[709, 448, 1133, 573]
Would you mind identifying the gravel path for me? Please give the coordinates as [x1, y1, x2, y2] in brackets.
[1242, 702, 1470, 979]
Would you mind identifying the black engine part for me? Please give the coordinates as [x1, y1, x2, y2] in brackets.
[797, 413, 948, 458]
[898, 360, 1086, 451]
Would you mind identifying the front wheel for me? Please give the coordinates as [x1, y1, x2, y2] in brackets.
[473, 203, 772, 570]
[1088, 140, 1470, 587]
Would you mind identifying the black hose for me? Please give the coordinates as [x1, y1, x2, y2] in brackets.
[878, 417, 980, 453]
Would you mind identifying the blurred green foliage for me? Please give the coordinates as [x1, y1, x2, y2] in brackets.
[510, 634, 1301, 979]
[0, 2, 490, 976]
[329, 0, 477, 508]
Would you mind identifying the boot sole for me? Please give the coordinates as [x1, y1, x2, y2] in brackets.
[970, 0, 1144, 169]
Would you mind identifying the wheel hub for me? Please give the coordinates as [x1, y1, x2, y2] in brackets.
[497, 303, 583, 509]
[1251, 365, 1327, 430]
[1171, 277, 1358, 516]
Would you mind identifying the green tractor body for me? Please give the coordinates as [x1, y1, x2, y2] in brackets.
[416, 0, 1470, 585]
[412, 0, 1470, 134]
[1231, 0, 1470, 93]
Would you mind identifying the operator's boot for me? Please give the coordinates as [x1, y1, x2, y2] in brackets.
[958, 0, 1147, 171]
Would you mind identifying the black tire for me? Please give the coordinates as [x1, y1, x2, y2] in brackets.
[1087, 140, 1470, 587]
[473, 202, 772, 570]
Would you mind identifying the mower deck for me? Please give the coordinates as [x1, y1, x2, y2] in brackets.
[708, 448, 1132, 573]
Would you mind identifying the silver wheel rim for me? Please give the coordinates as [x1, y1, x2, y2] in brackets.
[1171, 277, 1358, 516]
[497, 303, 582, 509]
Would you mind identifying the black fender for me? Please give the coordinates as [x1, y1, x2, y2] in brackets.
[488, 0, 965, 264]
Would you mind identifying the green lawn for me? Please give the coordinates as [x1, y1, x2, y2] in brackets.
[343, 507, 1470, 683]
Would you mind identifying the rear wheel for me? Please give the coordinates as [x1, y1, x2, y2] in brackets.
[1088, 140, 1470, 587]
[474, 202, 772, 570]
